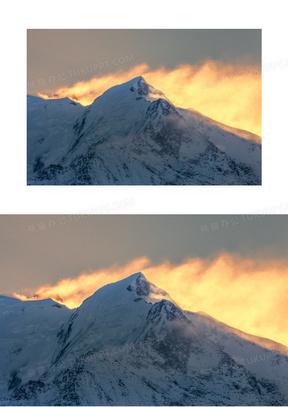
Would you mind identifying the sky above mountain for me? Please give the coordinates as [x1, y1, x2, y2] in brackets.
[1, 215, 288, 347]
[27, 29, 261, 135]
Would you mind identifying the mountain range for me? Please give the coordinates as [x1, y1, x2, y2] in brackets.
[1, 273, 287, 405]
[27, 77, 261, 185]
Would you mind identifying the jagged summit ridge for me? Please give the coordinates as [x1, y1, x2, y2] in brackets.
[132, 76, 150, 96]
[78, 272, 176, 311]
[130, 76, 170, 103]
[126, 272, 177, 305]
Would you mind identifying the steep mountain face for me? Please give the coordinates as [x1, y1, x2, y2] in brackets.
[1, 273, 287, 406]
[27, 77, 261, 185]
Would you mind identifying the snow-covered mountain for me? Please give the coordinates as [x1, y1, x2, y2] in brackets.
[1, 273, 287, 405]
[27, 77, 261, 185]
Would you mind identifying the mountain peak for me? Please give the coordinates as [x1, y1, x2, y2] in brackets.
[77, 272, 176, 315]
[131, 76, 149, 96]
[129, 76, 170, 103]
[126, 272, 177, 305]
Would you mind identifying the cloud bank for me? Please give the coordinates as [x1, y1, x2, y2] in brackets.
[13, 253, 288, 347]
[37, 61, 261, 136]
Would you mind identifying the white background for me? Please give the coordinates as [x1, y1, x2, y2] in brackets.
[0, 0, 287, 214]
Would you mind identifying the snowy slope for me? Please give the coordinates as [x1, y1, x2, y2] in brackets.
[27, 96, 85, 181]
[0, 296, 71, 401]
[1, 273, 287, 406]
[185, 311, 288, 402]
[27, 77, 261, 185]
[179, 107, 261, 178]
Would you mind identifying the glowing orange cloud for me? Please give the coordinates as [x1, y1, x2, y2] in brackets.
[37, 61, 261, 136]
[13, 254, 288, 347]
[12, 257, 150, 309]
[37, 64, 150, 106]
